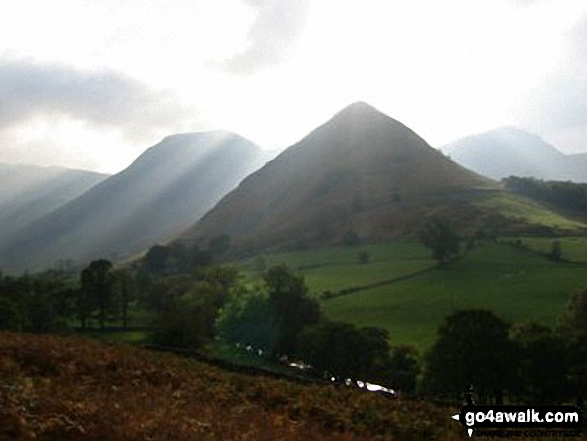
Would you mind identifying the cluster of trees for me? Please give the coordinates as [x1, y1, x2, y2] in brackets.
[423, 289, 587, 404]
[504, 176, 587, 215]
[0, 261, 137, 333]
[216, 264, 420, 393]
[0, 270, 75, 332]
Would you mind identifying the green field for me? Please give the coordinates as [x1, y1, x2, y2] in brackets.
[322, 242, 587, 351]
[514, 236, 587, 263]
[242, 242, 435, 295]
[472, 192, 587, 230]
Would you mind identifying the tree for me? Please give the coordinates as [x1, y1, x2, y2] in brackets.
[419, 218, 460, 265]
[0, 297, 20, 331]
[215, 287, 279, 352]
[550, 240, 562, 261]
[264, 265, 322, 355]
[556, 288, 587, 399]
[113, 269, 134, 329]
[296, 321, 391, 380]
[151, 266, 239, 348]
[423, 310, 518, 402]
[80, 260, 114, 331]
[510, 322, 570, 403]
[383, 345, 420, 395]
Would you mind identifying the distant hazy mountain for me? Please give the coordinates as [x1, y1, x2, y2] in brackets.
[0, 164, 108, 241]
[181, 102, 498, 251]
[2, 131, 268, 272]
[443, 127, 587, 182]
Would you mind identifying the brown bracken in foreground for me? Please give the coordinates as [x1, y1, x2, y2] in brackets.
[0, 332, 463, 440]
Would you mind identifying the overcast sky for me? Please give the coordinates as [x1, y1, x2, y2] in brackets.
[1, 0, 587, 173]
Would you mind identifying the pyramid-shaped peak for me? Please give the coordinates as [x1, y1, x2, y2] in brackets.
[334, 101, 384, 117]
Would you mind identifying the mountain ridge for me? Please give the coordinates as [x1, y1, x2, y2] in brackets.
[443, 127, 587, 182]
[181, 102, 499, 251]
[2, 131, 269, 272]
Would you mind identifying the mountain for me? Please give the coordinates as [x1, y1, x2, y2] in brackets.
[0, 164, 108, 242]
[181, 102, 500, 251]
[2, 131, 269, 272]
[443, 127, 587, 182]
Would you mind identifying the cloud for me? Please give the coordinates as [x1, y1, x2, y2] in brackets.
[523, 14, 587, 153]
[0, 57, 194, 142]
[220, 0, 308, 75]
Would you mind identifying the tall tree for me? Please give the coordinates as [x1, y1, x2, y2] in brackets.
[419, 217, 460, 265]
[296, 321, 391, 380]
[423, 310, 518, 403]
[80, 260, 114, 331]
[511, 322, 570, 403]
[556, 288, 587, 399]
[264, 265, 322, 355]
[113, 269, 134, 330]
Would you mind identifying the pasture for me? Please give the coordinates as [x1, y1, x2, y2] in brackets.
[322, 242, 587, 350]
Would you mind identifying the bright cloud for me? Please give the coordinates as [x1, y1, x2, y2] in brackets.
[0, 0, 586, 172]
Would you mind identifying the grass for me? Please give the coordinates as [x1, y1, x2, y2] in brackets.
[242, 242, 435, 295]
[514, 236, 587, 263]
[472, 192, 587, 230]
[322, 242, 587, 351]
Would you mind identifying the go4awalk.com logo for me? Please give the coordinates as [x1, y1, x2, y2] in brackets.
[451, 405, 583, 438]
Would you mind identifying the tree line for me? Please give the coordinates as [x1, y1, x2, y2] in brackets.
[0, 235, 586, 404]
[504, 176, 587, 216]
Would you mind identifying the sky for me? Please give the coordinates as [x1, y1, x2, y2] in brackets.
[1, 0, 587, 173]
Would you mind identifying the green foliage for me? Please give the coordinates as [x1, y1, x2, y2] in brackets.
[0, 270, 74, 332]
[423, 310, 518, 402]
[557, 288, 587, 338]
[151, 266, 239, 348]
[504, 176, 587, 215]
[510, 322, 570, 403]
[549, 240, 562, 261]
[0, 297, 20, 331]
[296, 321, 391, 380]
[80, 260, 114, 331]
[215, 287, 279, 351]
[556, 288, 587, 397]
[419, 217, 460, 264]
[384, 345, 420, 395]
[143, 243, 213, 275]
[264, 265, 322, 355]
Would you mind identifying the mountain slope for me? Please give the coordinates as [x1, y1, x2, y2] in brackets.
[0, 164, 108, 241]
[2, 131, 268, 272]
[443, 127, 587, 182]
[181, 102, 499, 251]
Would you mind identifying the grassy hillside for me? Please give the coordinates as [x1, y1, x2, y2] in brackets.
[183, 102, 498, 251]
[0, 332, 460, 440]
[242, 242, 435, 296]
[472, 192, 587, 231]
[322, 242, 587, 350]
[513, 236, 587, 263]
[241, 240, 587, 351]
